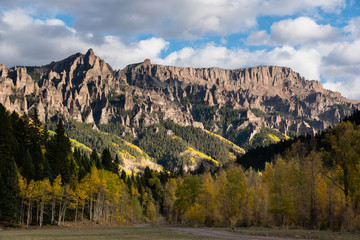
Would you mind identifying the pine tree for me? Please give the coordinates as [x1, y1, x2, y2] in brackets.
[22, 149, 35, 180]
[101, 148, 115, 173]
[0, 104, 20, 222]
[90, 149, 102, 169]
[46, 119, 72, 183]
[120, 170, 127, 182]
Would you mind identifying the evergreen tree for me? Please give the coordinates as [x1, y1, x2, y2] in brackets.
[90, 149, 102, 169]
[114, 154, 120, 166]
[22, 149, 35, 180]
[46, 119, 72, 183]
[42, 158, 52, 180]
[120, 170, 127, 182]
[197, 162, 205, 174]
[101, 148, 115, 173]
[0, 104, 20, 222]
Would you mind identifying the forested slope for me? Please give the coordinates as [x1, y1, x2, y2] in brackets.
[1, 104, 359, 232]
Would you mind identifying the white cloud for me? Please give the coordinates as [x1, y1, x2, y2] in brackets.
[161, 43, 322, 81]
[344, 16, 360, 39]
[161, 43, 264, 69]
[0, 9, 168, 69]
[324, 40, 360, 66]
[323, 77, 360, 100]
[270, 17, 340, 45]
[259, 0, 345, 15]
[95, 37, 168, 68]
[0, 0, 347, 39]
[246, 30, 271, 46]
[246, 17, 341, 47]
[0, 9, 86, 67]
[44, 19, 66, 27]
[320, 40, 360, 100]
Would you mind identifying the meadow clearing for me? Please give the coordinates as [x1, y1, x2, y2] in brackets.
[0, 226, 359, 240]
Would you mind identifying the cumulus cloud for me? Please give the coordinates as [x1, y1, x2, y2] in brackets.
[321, 40, 360, 100]
[270, 17, 340, 45]
[246, 17, 341, 47]
[324, 40, 360, 66]
[95, 37, 168, 68]
[259, 0, 345, 15]
[246, 30, 271, 46]
[161, 43, 266, 69]
[160, 43, 322, 82]
[0, 9, 168, 69]
[0, 9, 86, 67]
[344, 16, 360, 39]
[0, 0, 347, 39]
[323, 77, 360, 100]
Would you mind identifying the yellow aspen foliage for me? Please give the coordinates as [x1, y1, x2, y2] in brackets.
[175, 174, 200, 223]
[244, 169, 266, 226]
[25, 179, 38, 227]
[198, 173, 220, 225]
[18, 173, 27, 199]
[145, 198, 158, 222]
[52, 175, 63, 200]
[186, 202, 205, 223]
[264, 158, 295, 225]
[163, 178, 177, 223]
[38, 178, 51, 227]
[215, 166, 246, 226]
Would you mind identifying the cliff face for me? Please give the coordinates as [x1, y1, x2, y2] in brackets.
[0, 49, 358, 146]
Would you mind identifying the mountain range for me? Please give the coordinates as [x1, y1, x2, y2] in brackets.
[0, 49, 358, 171]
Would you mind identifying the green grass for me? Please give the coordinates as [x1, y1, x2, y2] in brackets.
[231, 226, 359, 240]
[0, 226, 218, 240]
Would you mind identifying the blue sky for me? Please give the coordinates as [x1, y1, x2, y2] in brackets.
[0, 0, 360, 99]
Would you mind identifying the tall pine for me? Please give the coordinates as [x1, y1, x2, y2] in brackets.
[0, 104, 20, 222]
[46, 119, 72, 183]
[101, 148, 117, 174]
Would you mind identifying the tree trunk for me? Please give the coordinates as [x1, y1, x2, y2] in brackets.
[36, 203, 40, 224]
[89, 192, 93, 221]
[20, 197, 24, 226]
[75, 201, 78, 222]
[26, 200, 32, 227]
[58, 199, 62, 226]
[81, 205, 84, 221]
[62, 203, 66, 225]
[310, 161, 317, 228]
[343, 164, 349, 207]
[39, 202, 44, 228]
[51, 198, 56, 225]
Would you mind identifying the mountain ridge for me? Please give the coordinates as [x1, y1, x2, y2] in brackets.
[0, 49, 358, 153]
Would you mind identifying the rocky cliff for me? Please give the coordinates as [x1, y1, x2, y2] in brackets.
[1, 49, 358, 149]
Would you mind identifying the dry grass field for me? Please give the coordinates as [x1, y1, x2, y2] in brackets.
[0, 226, 359, 240]
[0, 226, 219, 240]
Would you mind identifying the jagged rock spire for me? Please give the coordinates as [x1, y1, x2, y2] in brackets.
[86, 48, 94, 56]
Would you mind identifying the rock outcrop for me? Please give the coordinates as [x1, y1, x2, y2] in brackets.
[0, 49, 358, 146]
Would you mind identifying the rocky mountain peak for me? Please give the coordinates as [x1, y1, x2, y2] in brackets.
[86, 48, 95, 56]
[143, 59, 151, 65]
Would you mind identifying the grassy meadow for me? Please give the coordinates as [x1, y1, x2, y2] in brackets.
[0, 226, 217, 240]
[1, 226, 359, 240]
[231, 227, 359, 240]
